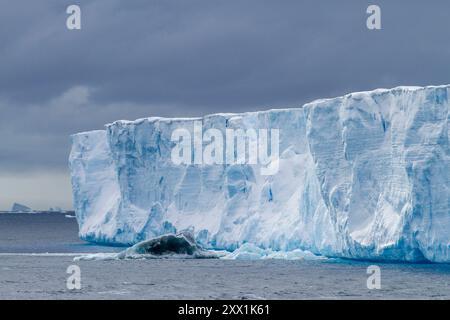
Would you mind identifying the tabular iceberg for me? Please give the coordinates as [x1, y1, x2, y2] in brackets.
[69, 85, 450, 263]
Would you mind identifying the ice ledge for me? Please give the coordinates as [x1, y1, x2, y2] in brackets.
[95, 84, 450, 128]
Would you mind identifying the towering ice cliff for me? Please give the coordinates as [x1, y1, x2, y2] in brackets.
[69, 85, 450, 262]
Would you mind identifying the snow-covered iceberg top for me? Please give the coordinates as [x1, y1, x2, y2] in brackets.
[69, 85, 450, 262]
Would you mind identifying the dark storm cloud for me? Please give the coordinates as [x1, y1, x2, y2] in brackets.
[1, 0, 450, 174]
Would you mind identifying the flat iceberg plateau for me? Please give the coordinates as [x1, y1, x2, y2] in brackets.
[69, 85, 450, 263]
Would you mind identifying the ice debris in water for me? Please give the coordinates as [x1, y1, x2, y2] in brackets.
[222, 243, 325, 260]
[74, 233, 324, 261]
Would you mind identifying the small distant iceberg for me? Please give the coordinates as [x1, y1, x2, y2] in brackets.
[49, 207, 68, 213]
[11, 203, 33, 213]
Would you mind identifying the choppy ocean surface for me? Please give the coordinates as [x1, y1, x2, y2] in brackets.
[1, 212, 450, 299]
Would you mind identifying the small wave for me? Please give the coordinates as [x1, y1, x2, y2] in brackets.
[0, 253, 82, 257]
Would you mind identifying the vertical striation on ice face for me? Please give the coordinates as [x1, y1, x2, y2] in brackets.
[69, 85, 450, 262]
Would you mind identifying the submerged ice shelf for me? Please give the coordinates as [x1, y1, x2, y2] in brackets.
[69, 85, 450, 263]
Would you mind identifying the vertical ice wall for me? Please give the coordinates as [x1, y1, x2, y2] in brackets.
[69, 85, 450, 262]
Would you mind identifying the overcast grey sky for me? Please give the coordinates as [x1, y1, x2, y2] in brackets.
[1, 0, 450, 210]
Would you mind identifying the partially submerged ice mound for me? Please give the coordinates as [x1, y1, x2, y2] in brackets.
[69, 85, 450, 263]
[76, 231, 218, 260]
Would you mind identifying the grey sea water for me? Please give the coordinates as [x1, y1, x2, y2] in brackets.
[0, 212, 121, 254]
[1, 213, 450, 299]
